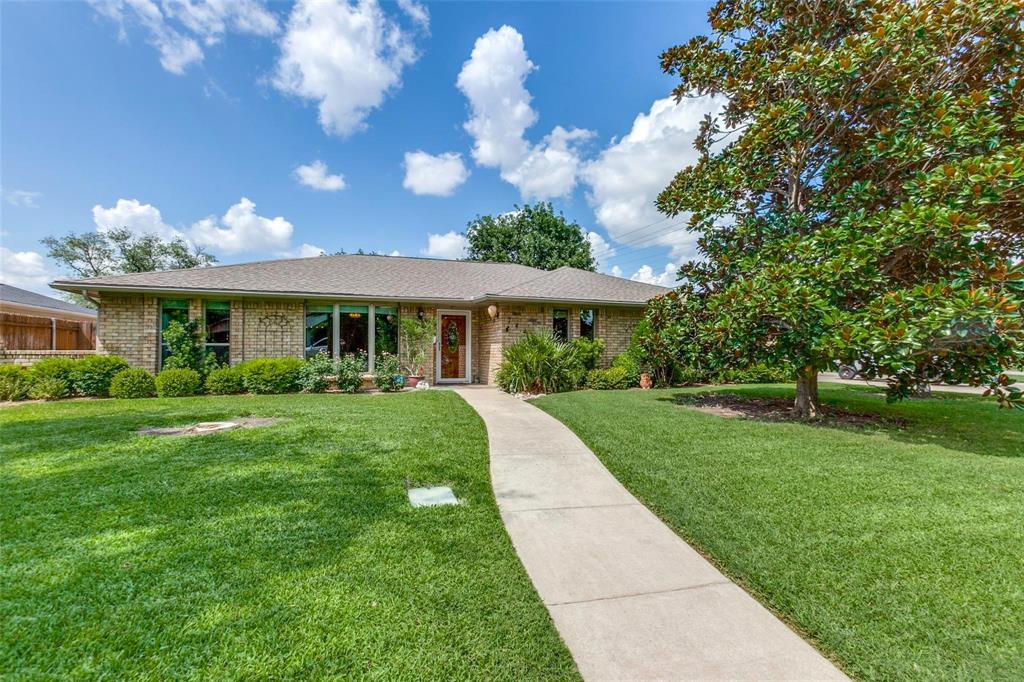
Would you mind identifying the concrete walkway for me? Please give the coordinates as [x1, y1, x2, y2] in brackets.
[454, 386, 847, 682]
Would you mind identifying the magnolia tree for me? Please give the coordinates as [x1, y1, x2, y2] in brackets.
[653, 0, 1023, 416]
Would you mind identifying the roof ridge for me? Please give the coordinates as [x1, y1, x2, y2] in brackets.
[488, 266, 564, 296]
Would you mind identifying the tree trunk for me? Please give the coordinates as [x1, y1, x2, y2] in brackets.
[794, 366, 820, 419]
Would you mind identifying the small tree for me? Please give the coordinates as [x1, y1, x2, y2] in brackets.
[400, 317, 434, 377]
[163, 320, 219, 377]
[656, 0, 1024, 415]
[464, 202, 597, 271]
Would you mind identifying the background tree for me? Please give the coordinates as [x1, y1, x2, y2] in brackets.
[655, 0, 1023, 415]
[42, 229, 216, 277]
[464, 202, 596, 271]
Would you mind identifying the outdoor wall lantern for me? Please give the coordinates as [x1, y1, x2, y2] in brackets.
[487, 304, 499, 319]
[417, 307, 425, 321]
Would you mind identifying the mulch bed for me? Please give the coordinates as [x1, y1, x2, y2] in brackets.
[674, 393, 907, 429]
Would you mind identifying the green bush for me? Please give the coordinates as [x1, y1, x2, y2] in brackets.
[0, 365, 33, 401]
[29, 357, 77, 387]
[496, 331, 583, 394]
[298, 352, 334, 393]
[162, 319, 220, 377]
[110, 368, 157, 399]
[374, 352, 403, 392]
[239, 357, 303, 394]
[28, 377, 70, 401]
[69, 355, 130, 397]
[155, 368, 202, 397]
[611, 352, 642, 387]
[586, 366, 630, 390]
[205, 366, 244, 395]
[335, 352, 366, 393]
[676, 366, 714, 386]
[717, 364, 790, 384]
[571, 337, 606, 371]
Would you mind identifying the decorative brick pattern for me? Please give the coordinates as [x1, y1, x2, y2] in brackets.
[96, 294, 160, 373]
[237, 300, 304, 362]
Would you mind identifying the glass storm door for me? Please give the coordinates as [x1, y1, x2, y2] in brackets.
[439, 312, 469, 382]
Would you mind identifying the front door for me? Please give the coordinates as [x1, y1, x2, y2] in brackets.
[437, 311, 470, 383]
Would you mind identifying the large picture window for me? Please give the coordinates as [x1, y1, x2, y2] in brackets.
[553, 309, 569, 342]
[305, 304, 333, 359]
[160, 299, 190, 365]
[579, 309, 597, 340]
[375, 306, 399, 362]
[204, 301, 230, 364]
[340, 305, 369, 369]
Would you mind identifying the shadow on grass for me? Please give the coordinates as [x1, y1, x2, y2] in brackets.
[657, 384, 1024, 459]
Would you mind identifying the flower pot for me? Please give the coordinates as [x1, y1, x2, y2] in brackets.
[406, 375, 423, 388]
[639, 372, 653, 390]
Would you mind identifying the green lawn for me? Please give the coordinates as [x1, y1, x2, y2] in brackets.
[1, 392, 577, 680]
[535, 384, 1024, 682]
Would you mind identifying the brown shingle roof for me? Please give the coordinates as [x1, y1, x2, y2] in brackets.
[0, 283, 96, 316]
[51, 254, 670, 306]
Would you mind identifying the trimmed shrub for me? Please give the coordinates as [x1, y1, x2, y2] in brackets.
[298, 352, 334, 393]
[156, 368, 202, 397]
[110, 368, 157, 399]
[239, 357, 303, 394]
[571, 337, 606, 371]
[29, 357, 77, 387]
[717, 364, 790, 384]
[611, 352, 642, 387]
[676, 366, 713, 386]
[374, 352, 403, 392]
[496, 331, 583, 394]
[28, 377, 70, 401]
[335, 352, 366, 393]
[205, 366, 244, 395]
[586, 366, 630, 390]
[0, 365, 33, 401]
[69, 355, 130, 397]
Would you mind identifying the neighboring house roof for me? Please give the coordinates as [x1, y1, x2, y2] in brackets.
[0, 283, 96, 317]
[50, 254, 670, 306]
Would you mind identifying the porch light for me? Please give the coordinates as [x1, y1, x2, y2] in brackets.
[487, 304, 499, 319]
[348, 312, 362, 319]
[417, 307, 425, 321]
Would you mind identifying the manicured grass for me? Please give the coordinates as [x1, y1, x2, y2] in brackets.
[535, 384, 1024, 681]
[1, 392, 577, 680]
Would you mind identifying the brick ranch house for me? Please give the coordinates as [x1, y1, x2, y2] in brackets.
[51, 254, 669, 385]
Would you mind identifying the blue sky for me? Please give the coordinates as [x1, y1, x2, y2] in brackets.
[1, 0, 721, 295]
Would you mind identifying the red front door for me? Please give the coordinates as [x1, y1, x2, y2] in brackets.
[439, 313, 467, 381]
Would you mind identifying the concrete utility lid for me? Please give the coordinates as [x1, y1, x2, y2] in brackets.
[408, 486, 459, 508]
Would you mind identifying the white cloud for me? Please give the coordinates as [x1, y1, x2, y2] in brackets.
[388, 249, 402, 257]
[610, 265, 623, 278]
[90, 0, 279, 74]
[582, 95, 727, 262]
[294, 160, 346, 191]
[402, 151, 469, 196]
[456, 26, 592, 200]
[630, 262, 678, 287]
[3, 189, 42, 208]
[92, 198, 180, 240]
[396, 0, 429, 30]
[162, 0, 279, 44]
[586, 231, 616, 268]
[189, 197, 294, 254]
[272, 0, 422, 137]
[421, 231, 468, 260]
[0, 247, 57, 294]
[281, 242, 326, 258]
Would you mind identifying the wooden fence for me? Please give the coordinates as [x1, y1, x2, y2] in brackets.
[0, 313, 96, 351]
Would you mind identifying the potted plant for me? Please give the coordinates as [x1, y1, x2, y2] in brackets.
[400, 316, 434, 388]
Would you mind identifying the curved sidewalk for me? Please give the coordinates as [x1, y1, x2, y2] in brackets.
[454, 387, 847, 682]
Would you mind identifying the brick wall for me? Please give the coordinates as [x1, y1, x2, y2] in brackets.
[0, 349, 96, 367]
[96, 294, 160, 373]
[597, 306, 644, 366]
[235, 299, 304, 363]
